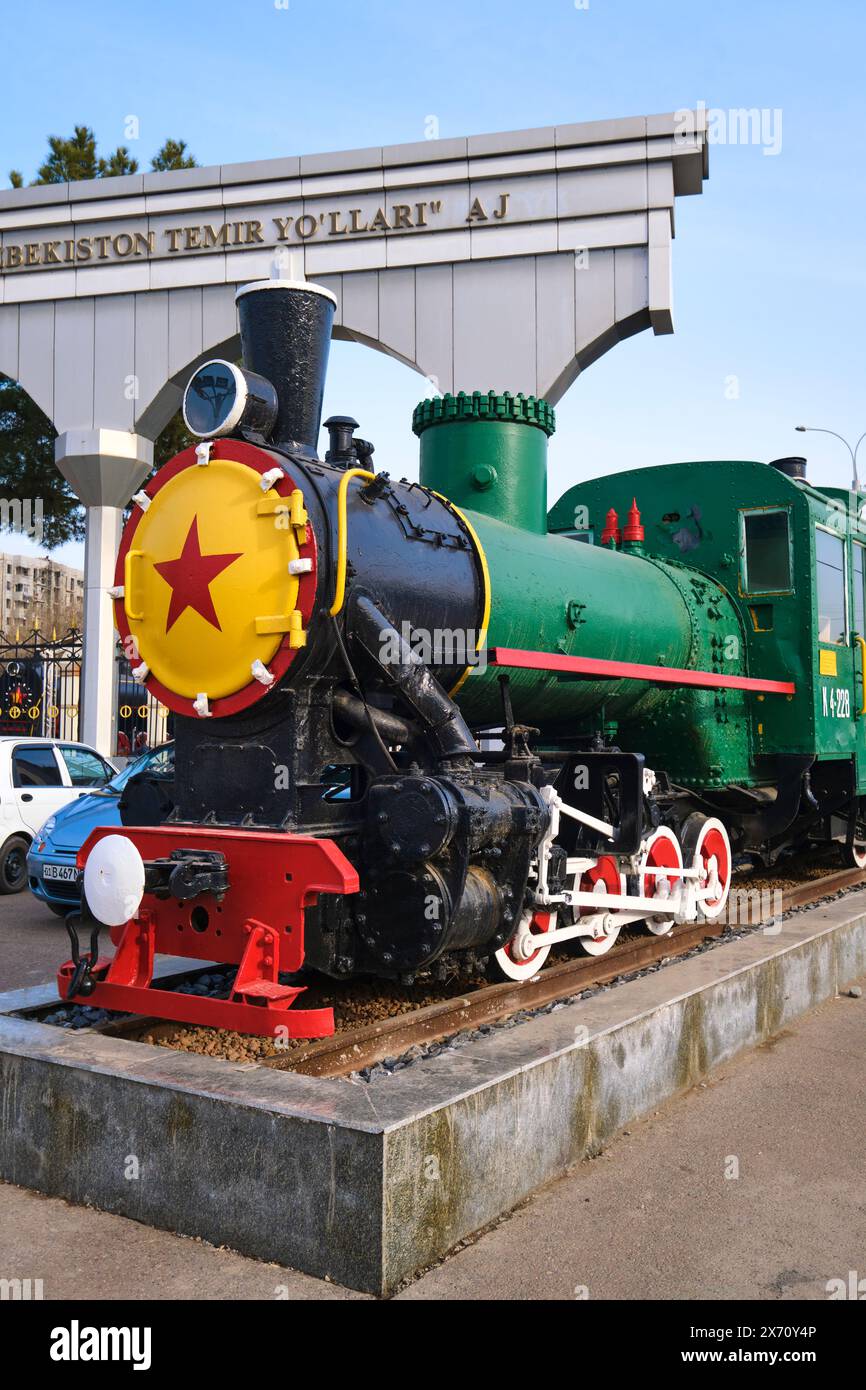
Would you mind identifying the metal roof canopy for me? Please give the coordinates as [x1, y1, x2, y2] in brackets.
[0, 111, 708, 438]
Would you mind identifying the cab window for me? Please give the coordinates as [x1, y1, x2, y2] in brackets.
[12, 746, 63, 787]
[59, 745, 113, 787]
[854, 543, 866, 636]
[741, 509, 792, 593]
[816, 528, 847, 645]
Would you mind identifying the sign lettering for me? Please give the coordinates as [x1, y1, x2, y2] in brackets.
[0, 192, 513, 274]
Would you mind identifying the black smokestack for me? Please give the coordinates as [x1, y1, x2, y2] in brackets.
[769, 456, 807, 480]
[235, 275, 336, 459]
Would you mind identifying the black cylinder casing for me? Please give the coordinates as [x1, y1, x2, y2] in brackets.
[359, 863, 504, 973]
[236, 282, 335, 458]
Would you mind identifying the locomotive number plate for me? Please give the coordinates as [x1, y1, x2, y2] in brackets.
[821, 686, 851, 719]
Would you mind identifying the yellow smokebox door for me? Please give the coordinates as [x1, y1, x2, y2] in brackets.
[124, 457, 303, 701]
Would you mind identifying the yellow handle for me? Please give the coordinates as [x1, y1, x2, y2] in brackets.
[329, 469, 376, 617]
[857, 635, 866, 715]
[123, 549, 145, 621]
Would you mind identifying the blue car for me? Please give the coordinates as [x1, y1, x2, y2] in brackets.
[27, 744, 175, 916]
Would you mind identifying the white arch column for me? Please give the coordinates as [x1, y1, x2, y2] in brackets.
[55, 429, 153, 755]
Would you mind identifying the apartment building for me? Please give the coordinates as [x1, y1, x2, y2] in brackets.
[0, 553, 84, 634]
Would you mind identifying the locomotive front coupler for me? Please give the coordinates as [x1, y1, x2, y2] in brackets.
[140, 848, 230, 904]
[62, 848, 231, 1002]
[62, 903, 102, 1001]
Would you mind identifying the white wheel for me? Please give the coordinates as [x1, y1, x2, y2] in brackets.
[681, 815, 732, 920]
[579, 923, 621, 955]
[638, 827, 683, 936]
[491, 909, 553, 981]
[577, 857, 623, 956]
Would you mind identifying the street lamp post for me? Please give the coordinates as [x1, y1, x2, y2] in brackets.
[795, 425, 866, 492]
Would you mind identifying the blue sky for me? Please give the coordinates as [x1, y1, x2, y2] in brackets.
[2, 0, 865, 566]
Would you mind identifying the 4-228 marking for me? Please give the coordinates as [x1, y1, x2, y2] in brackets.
[821, 685, 851, 719]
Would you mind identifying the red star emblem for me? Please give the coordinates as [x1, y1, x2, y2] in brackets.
[154, 517, 242, 634]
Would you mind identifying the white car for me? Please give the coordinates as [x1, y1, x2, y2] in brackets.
[0, 738, 117, 894]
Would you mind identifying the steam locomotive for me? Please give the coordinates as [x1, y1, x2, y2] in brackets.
[59, 268, 866, 1038]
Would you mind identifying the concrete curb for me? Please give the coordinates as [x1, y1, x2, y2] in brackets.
[1, 894, 864, 1295]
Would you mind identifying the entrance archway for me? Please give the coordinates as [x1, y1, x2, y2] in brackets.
[0, 112, 708, 750]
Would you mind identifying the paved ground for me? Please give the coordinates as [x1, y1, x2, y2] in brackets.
[0, 1187, 364, 1300]
[0, 882, 75, 992]
[398, 989, 866, 1301]
[0, 870, 863, 1301]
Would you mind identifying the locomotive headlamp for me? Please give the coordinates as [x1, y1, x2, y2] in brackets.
[182, 359, 279, 441]
[83, 833, 146, 927]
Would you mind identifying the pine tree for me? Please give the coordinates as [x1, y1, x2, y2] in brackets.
[0, 380, 84, 546]
[31, 125, 139, 185]
[8, 127, 198, 188]
[151, 139, 197, 172]
[97, 146, 139, 179]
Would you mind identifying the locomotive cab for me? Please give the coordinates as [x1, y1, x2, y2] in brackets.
[553, 455, 866, 868]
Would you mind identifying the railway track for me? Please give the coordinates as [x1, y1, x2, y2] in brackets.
[36, 862, 866, 1078]
[258, 864, 866, 1078]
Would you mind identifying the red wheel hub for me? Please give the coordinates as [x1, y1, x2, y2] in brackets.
[698, 826, 730, 909]
[503, 910, 553, 967]
[580, 856, 621, 942]
[642, 830, 681, 899]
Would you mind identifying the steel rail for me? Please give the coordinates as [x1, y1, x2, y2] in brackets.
[261, 864, 866, 1079]
[37, 863, 865, 1073]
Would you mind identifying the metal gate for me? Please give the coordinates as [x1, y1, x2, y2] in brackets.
[0, 627, 170, 754]
[115, 639, 171, 756]
[0, 627, 82, 740]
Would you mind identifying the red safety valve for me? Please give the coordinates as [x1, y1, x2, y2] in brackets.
[622, 498, 645, 543]
[600, 507, 621, 547]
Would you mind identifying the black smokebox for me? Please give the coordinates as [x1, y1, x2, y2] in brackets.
[235, 278, 336, 459]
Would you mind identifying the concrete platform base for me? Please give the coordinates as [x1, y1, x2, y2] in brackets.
[1, 896, 864, 1295]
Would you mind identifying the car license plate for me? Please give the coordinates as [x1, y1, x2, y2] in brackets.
[42, 865, 80, 883]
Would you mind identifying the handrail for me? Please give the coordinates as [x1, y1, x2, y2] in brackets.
[856, 634, 866, 715]
[329, 469, 376, 617]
